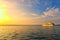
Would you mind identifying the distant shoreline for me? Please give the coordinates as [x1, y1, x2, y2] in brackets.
[0, 25, 41, 26]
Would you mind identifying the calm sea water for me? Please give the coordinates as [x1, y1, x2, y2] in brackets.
[0, 25, 60, 40]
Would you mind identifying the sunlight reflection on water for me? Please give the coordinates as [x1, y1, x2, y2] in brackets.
[0, 25, 60, 40]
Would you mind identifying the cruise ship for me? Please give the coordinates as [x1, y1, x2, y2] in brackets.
[42, 22, 55, 26]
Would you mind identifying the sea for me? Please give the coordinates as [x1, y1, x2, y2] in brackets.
[0, 25, 60, 40]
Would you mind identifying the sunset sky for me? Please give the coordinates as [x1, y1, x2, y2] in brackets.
[0, 0, 60, 25]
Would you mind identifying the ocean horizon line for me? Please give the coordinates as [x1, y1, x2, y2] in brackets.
[0, 25, 60, 26]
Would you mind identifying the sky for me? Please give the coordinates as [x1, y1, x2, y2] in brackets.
[0, 0, 60, 25]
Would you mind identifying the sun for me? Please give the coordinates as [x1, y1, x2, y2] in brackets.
[0, 3, 10, 22]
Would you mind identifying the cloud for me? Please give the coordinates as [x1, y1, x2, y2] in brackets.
[43, 8, 60, 17]
[33, 8, 60, 19]
[32, 14, 39, 17]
